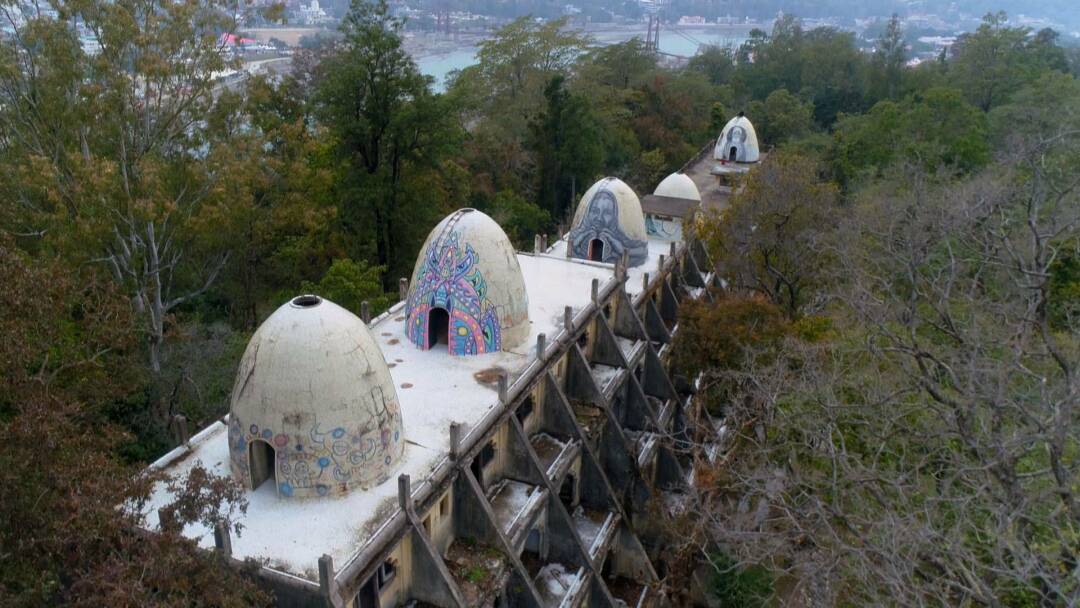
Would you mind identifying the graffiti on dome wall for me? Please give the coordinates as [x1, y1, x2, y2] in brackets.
[405, 230, 501, 355]
[228, 389, 404, 498]
[646, 215, 683, 240]
[723, 125, 749, 161]
[570, 185, 649, 266]
[715, 120, 756, 163]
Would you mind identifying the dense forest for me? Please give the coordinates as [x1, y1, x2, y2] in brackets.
[0, 0, 1078, 604]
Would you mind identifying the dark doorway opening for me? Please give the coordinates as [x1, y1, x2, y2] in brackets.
[525, 528, 542, 554]
[589, 239, 605, 262]
[248, 439, 276, 491]
[470, 456, 484, 490]
[356, 574, 378, 608]
[471, 440, 496, 490]
[427, 307, 449, 349]
[728, 147, 738, 162]
[560, 473, 576, 507]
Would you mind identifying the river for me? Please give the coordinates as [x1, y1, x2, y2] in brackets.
[415, 27, 750, 91]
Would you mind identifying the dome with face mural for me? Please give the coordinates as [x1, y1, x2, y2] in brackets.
[227, 295, 405, 499]
[654, 172, 702, 202]
[404, 209, 530, 356]
[569, 177, 649, 267]
[714, 113, 760, 163]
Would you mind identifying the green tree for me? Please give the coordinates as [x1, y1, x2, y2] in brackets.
[579, 38, 656, 90]
[703, 152, 839, 318]
[316, 0, 462, 283]
[488, 190, 552, 248]
[871, 14, 906, 100]
[0, 238, 266, 606]
[301, 258, 390, 315]
[0, 0, 252, 376]
[746, 88, 814, 146]
[528, 75, 605, 218]
[193, 79, 341, 330]
[705, 552, 774, 608]
[734, 16, 805, 102]
[799, 27, 870, 126]
[949, 12, 1068, 111]
[732, 16, 869, 127]
[831, 87, 989, 184]
[471, 17, 589, 108]
[688, 45, 735, 85]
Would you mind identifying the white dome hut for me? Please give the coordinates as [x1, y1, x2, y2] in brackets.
[404, 209, 529, 355]
[644, 172, 702, 240]
[654, 172, 701, 203]
[569, 177, 649, 267]
[714, 112, 760, 163]
[228, 295, 405, 499]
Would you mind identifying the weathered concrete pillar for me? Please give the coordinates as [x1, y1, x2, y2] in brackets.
[399, 277, 409, 302]
[171, 415, 189, 445]
[564, 306, 573, 332]
[591, 278, 599, 304]
[643, 272, 651, 293]
[318, 554, 336, 601]
[449, 422, 462, 460]
[534, 234, 542, 253]
[214, 521, 232, 557]
[536, 333, 547, 360]
[498, 372, 509, 404]
[541, 233, 548, 251]
[659, 254, 666, 272]
[398, 474, 413, 513]
[360, 301, 370, 324]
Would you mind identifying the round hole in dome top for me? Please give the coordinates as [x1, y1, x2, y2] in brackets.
[290, 294, 322, 308]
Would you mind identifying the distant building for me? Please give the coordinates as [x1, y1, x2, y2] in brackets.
[678, 16, 706, 26]
[296, 0, 330, 25]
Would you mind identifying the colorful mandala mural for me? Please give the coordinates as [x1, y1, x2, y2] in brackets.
[406, 231, 501, 355]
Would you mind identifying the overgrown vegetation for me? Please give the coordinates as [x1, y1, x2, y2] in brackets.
[671, 12, 1080, 607]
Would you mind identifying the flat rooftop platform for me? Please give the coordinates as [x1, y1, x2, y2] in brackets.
[544, 237, 673, 301]
[683, 151, 747, 214]
[143, 238, 675, 580]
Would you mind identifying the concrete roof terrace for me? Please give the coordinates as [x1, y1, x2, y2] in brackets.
[142, 234, 679, 582]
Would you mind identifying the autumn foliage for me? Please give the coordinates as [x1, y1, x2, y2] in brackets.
[0, 239, 268, 606]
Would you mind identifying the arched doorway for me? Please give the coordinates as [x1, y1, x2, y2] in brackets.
[427, 307, 449, 349]
[589, 238, 605, 262]
[248, 439, 276, 491]
[728, 146, 738, 162]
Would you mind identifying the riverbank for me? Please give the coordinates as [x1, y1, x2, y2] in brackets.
[237, 23, 753, 91]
